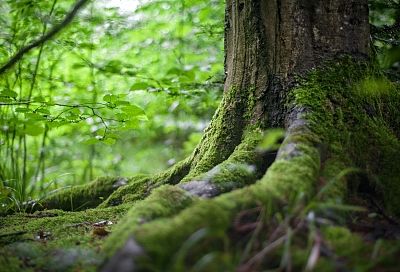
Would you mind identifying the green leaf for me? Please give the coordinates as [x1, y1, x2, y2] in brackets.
[70, 108, 81, 115]
[24, 124, 44, 136]
[47, 121, 68, 128]
[116, 112, 128, 121]
[121, 104, 146, 116]
[103, 138, 116, 145]
[15, 107, 31, 113]
[124, 119, 139, 129]
[167, 67, 182, 76]
[181, 70, 195, 81]
[33, 96, 46, 102]
[79, 42, 96, 49]
[72, 63, 87, 69]
[66, 113, 79, 120]
[0, 97, 12, 103]
[82, 138, 99, 145]
[103, 94, 118, 104]
[130, 82, 150, 91]
[103, 94, 112, 103]
[137, 115, 148, 121]
[104, 60, 123, 73]
[125, 70, 137, 76]
[0, 90, 18, 98]
[35, 108, 51, 114]
[115, 100, 130, 106]
[25, 112, 45, 121]
[106, 133, 120, 139]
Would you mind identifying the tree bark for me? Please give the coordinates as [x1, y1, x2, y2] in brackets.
[223, 0, 369, 127]
[176, 0, 370, 185]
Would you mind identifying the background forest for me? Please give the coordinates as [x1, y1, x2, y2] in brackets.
[0, 0, 398, 213]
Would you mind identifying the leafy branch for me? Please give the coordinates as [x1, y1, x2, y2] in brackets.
[0, 0, 90, 75]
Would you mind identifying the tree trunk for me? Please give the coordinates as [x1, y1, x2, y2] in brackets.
[169, 0, 370, 184]
[224, 0, 369, 127]
[2, 1, 400, 271]
[171, 0, 371, 195]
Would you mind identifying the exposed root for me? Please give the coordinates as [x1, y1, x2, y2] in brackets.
[97, 176, 152, 208]
[98, 156, 193, 208]
[179, 130, 277, 198]
[26, 176, 132, 212]
[102, 108, 321, 270]
[102, 185, 195, 257]
[23, 156, 193, 212]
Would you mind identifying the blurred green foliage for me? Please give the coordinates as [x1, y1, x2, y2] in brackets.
[0, 0, 224, 209]
[369, 0, 400, 80]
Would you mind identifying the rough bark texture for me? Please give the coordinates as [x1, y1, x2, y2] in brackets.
[2, 1, 400, 271]
[224, 0, 369, 126]
[180, 0, 370, 184]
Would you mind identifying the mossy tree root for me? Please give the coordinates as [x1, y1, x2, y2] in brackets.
[102, 185, 196, 259]
[36, 113, 265, 212]
[101, 108, 324, 271]
[178, 130, 277, 198]
[24, 176, 133, 213]
[98, 157, 192, 208]
[24, 156, 193, 213]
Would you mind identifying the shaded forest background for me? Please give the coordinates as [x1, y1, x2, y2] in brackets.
[0, 0, 399, 213]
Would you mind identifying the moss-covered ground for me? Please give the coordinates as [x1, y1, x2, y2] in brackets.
[1, 58, 400, 271]
[0, 204, 130, 271]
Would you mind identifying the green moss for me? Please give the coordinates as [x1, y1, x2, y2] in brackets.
[0, 160, 193, 271]
[290, 58, 400, 214]
[1, 242, 101, 272]
[151, 156, 193, 186]
[33, 176, 132, 212]
[323, 226, 363, 255]
[99, 157, 192, 208]
[0, 205, 129, 245]
[121, 147, 320, 270]
[0, 203, 131, 271]
[288, 227, 396, 272]
[0, 255, 29, 272]
[97, 176, 151, 208]
[103, 185, 195, 256]
[317, 157, 351, 200]
[320, 226, 400, 271]
[131, 192, 246, 269]
[289, 249, 333, 272]
[110, 125, 321, 269]
[187, 86, 258, 178]
[180, 130, 264, 193]
[320, 228, 362, 268]
[256, 146, 319, 201]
